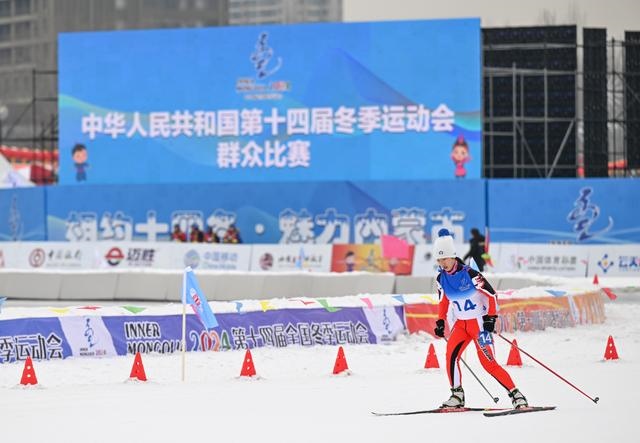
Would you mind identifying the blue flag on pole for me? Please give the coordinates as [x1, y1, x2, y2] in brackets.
[183, 267, 218, 330]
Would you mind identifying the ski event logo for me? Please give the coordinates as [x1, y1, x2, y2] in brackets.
[567, 187, 613, 242]
[84, 318, 98, 349]
[236, 31, 290, 100]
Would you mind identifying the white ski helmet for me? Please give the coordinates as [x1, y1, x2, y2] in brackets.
[433, 228, 457, 259]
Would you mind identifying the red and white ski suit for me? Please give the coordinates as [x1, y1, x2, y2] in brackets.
[436, 261, 515, 391]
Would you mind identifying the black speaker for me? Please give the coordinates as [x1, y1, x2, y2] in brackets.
[583, 28, 608, 177]
[626, 31, 640, 170]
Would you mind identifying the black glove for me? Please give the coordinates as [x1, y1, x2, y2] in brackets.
[434, 319, 445, 338]
[482, 315, 497, 333]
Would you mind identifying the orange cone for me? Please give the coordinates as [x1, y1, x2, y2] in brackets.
[424, 343, 440, 369]
[604, 335, 619, 360]
[332, 346, 349, 374]
[20, 356, 38, 385]
[506, 339, 523, 366]
[592, 274, 599, 285]
[240, 349, 257, 377]
[129, 352, 147, 381]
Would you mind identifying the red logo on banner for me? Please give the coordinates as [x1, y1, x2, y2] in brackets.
[29, 248, 46, 267]
[105, 247, 125, 266]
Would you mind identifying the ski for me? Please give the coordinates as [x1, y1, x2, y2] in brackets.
[372, 407, 508, 417]
[483, 406, 556, 417]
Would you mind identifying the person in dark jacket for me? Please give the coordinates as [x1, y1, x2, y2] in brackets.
[463, 227, 486, 271]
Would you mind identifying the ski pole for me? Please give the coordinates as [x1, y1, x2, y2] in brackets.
[498, 334, 599, 404]
[445, 338, 500, 403]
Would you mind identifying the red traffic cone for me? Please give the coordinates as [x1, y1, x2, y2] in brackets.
[602, 287, 618, 301]
[424, 343, 440, 369]
[129, 352, 147, 381]
[506, 339, 523, 366]
[20, 356, 38, 385]
[592, 274, 599, 285]
[604, 335, 619, 360]
[240, 349, 257, 377]
[332, 346, 349, 375]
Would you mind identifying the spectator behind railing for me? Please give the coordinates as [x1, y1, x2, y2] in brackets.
[171, 224, 187, 242]
[222, 224, 242, 244]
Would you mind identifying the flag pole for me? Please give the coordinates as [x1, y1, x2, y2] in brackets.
[181, 268, 187, 382]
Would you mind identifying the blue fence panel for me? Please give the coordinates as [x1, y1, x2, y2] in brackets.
[0, 187, 47, 241]
[45, 180, 486, 244]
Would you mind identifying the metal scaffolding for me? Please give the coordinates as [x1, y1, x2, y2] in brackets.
[483, 37, 639, 178]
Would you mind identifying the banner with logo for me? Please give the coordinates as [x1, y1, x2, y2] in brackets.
[0, 241, 252, 270]
[490, 243, 589, 277]
[404, 290, 605, 337]
[587, 245, 640, 277]
[497, 291, 605, 333]
[489, 178, 640, 244]
[331, 243, 415, 275]
[0, 306, 405, 363]
[0, 242, 98, 269]
[249, 244, 332, 272]
[58, 19, 481, 184]
[58, 316, 118, 357]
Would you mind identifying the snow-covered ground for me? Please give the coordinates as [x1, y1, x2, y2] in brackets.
[1, 277, 639, 443]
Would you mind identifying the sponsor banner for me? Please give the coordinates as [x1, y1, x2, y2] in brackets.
[0, 242, 97, 269]
[491, 243, 589, 277]
[250, 244, 332, 272]
[331, 244, 414, 275]
[59, 316, 118, 357]
[404, 291, 604, 336]
[1, 306, 406, 362]
[95, 242, 173, 268]
[498, 291, 605, 332]
[0, 241, 252, 270]
[132, 306, 404, 353]
[587, 244, 640, 276]
[177, 243, 252, 271]
[0, 317, 73, 363]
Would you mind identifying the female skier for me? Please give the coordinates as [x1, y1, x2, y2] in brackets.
[432, 228, 528, 409]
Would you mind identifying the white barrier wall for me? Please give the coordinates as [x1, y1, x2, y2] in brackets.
[0, 269, 396, 301]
